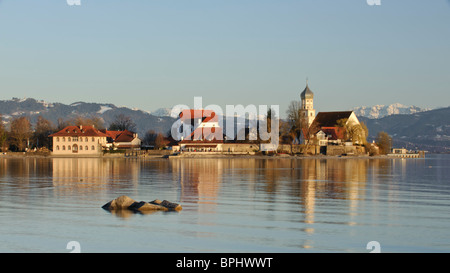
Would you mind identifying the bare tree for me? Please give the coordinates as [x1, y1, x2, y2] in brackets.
[154, 133, 165, 150]
[9, 116, 32, 151]
[143, 130, 157, 146]
[336, 118, 368, 145]
[376, 131, 392, 154]
[73, 116, 105, 129]
[286, 100, 313, 153]
[286, 100, 303, 143]
[108, 114, 136, 131]
[0, 115, 8, 152]
[34, 116, 55, 148]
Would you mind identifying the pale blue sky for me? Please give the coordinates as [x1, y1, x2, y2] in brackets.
[0, 0, 449, 117]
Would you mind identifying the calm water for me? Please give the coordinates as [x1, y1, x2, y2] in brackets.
[0, 154, 449, 253]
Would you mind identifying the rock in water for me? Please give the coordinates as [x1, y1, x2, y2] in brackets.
[128, 201, 168, 211]
[102, 196, 182, 212]
[102, 195, 137, 210]
[160, 200, 182, 211]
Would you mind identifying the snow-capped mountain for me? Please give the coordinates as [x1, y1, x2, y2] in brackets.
[0, 98, 175, 137]
[151, 107, 173, 117]
[352, 103, 431, 119]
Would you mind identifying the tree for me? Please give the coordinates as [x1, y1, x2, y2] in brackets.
[143, 130, 157, 146]
[154, 133, 165, 150]
[73, 116, 105, 130]
[108, 114, 136, 132]
[286, 100, 304, 143]
[376, 131, 392, 154]
[9, 116, 32, 151]
[0, 115, 8, 152]
[33, 116, 54, 149]
[336, 118, 368, 145]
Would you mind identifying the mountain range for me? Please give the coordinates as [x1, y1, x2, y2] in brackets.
[352, 103, 431, 119]
[0, 98, 448, 153]
[0, 98, 175, 138]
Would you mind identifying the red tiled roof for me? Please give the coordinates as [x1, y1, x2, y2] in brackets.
[102, 130, 122, 141]
[49, 126, 108, 137]
[115, 130, 136, 143]
[321, 127, 345, 140]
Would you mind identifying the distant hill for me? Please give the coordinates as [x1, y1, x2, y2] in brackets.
[352, 103, 431, 119]
[0, 98, 176, 138]
[359, 107, 450, 153]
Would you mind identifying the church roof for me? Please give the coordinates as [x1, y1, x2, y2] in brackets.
[300, 84, 314, 99]
[310, 111, 353, 128]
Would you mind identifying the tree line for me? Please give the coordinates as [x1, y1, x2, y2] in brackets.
[0, 114, 168, 152]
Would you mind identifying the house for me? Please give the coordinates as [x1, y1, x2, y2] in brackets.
[306, 111, 364, 145]
[49, 125, 108, 156]
[174, 109, 224, 152]
[102, 129, 141, 150]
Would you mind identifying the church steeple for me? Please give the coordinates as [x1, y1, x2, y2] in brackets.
[300, 79, 315, 127]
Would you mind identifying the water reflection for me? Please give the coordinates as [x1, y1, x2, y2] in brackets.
[51, 158, 140, 196]
[3, 155, 448, 252]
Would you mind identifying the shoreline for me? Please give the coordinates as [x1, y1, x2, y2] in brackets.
[0, 152, 428, 160]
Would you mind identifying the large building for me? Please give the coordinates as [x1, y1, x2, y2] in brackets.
[49, 125, 108, 156]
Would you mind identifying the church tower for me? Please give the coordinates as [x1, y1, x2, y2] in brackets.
[300, 80, 316, 127]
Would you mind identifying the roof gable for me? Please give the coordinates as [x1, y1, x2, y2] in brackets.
[311, 111, 353, 128]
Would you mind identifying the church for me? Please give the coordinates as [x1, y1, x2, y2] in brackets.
[298, 81, 365, 148]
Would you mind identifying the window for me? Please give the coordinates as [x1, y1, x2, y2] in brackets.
[85, 146, 88, 150]
[73, 137, 78, 141]
[92, 137, 95, 142]
[56, 137, 60, 142]
[91, 145, 95, 150]
[85, 137, 88, 142]
[68, 145, 71, 150]
[68, 137, 71, 142]
[62, 146, 66, 151]
[56, 145, 60, 151]
[80, 146, 83, 151]
[62, 137, 65, 142]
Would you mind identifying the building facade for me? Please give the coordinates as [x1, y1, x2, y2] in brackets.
[49, 125, 107, 156]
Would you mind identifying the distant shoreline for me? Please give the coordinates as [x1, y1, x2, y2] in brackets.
[0, 152, 431, 160]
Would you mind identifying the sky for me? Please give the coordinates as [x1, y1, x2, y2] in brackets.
[0, 0, 449, 117]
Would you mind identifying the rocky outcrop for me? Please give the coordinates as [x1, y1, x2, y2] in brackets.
[102, 195, 182, 212]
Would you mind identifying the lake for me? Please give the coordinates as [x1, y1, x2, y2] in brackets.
[0, 154, 449, 253]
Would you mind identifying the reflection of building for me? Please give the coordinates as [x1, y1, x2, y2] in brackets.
[49, 126, 107, 156]
[171, 158, 223, 207]
[51, 157, 140, 195]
